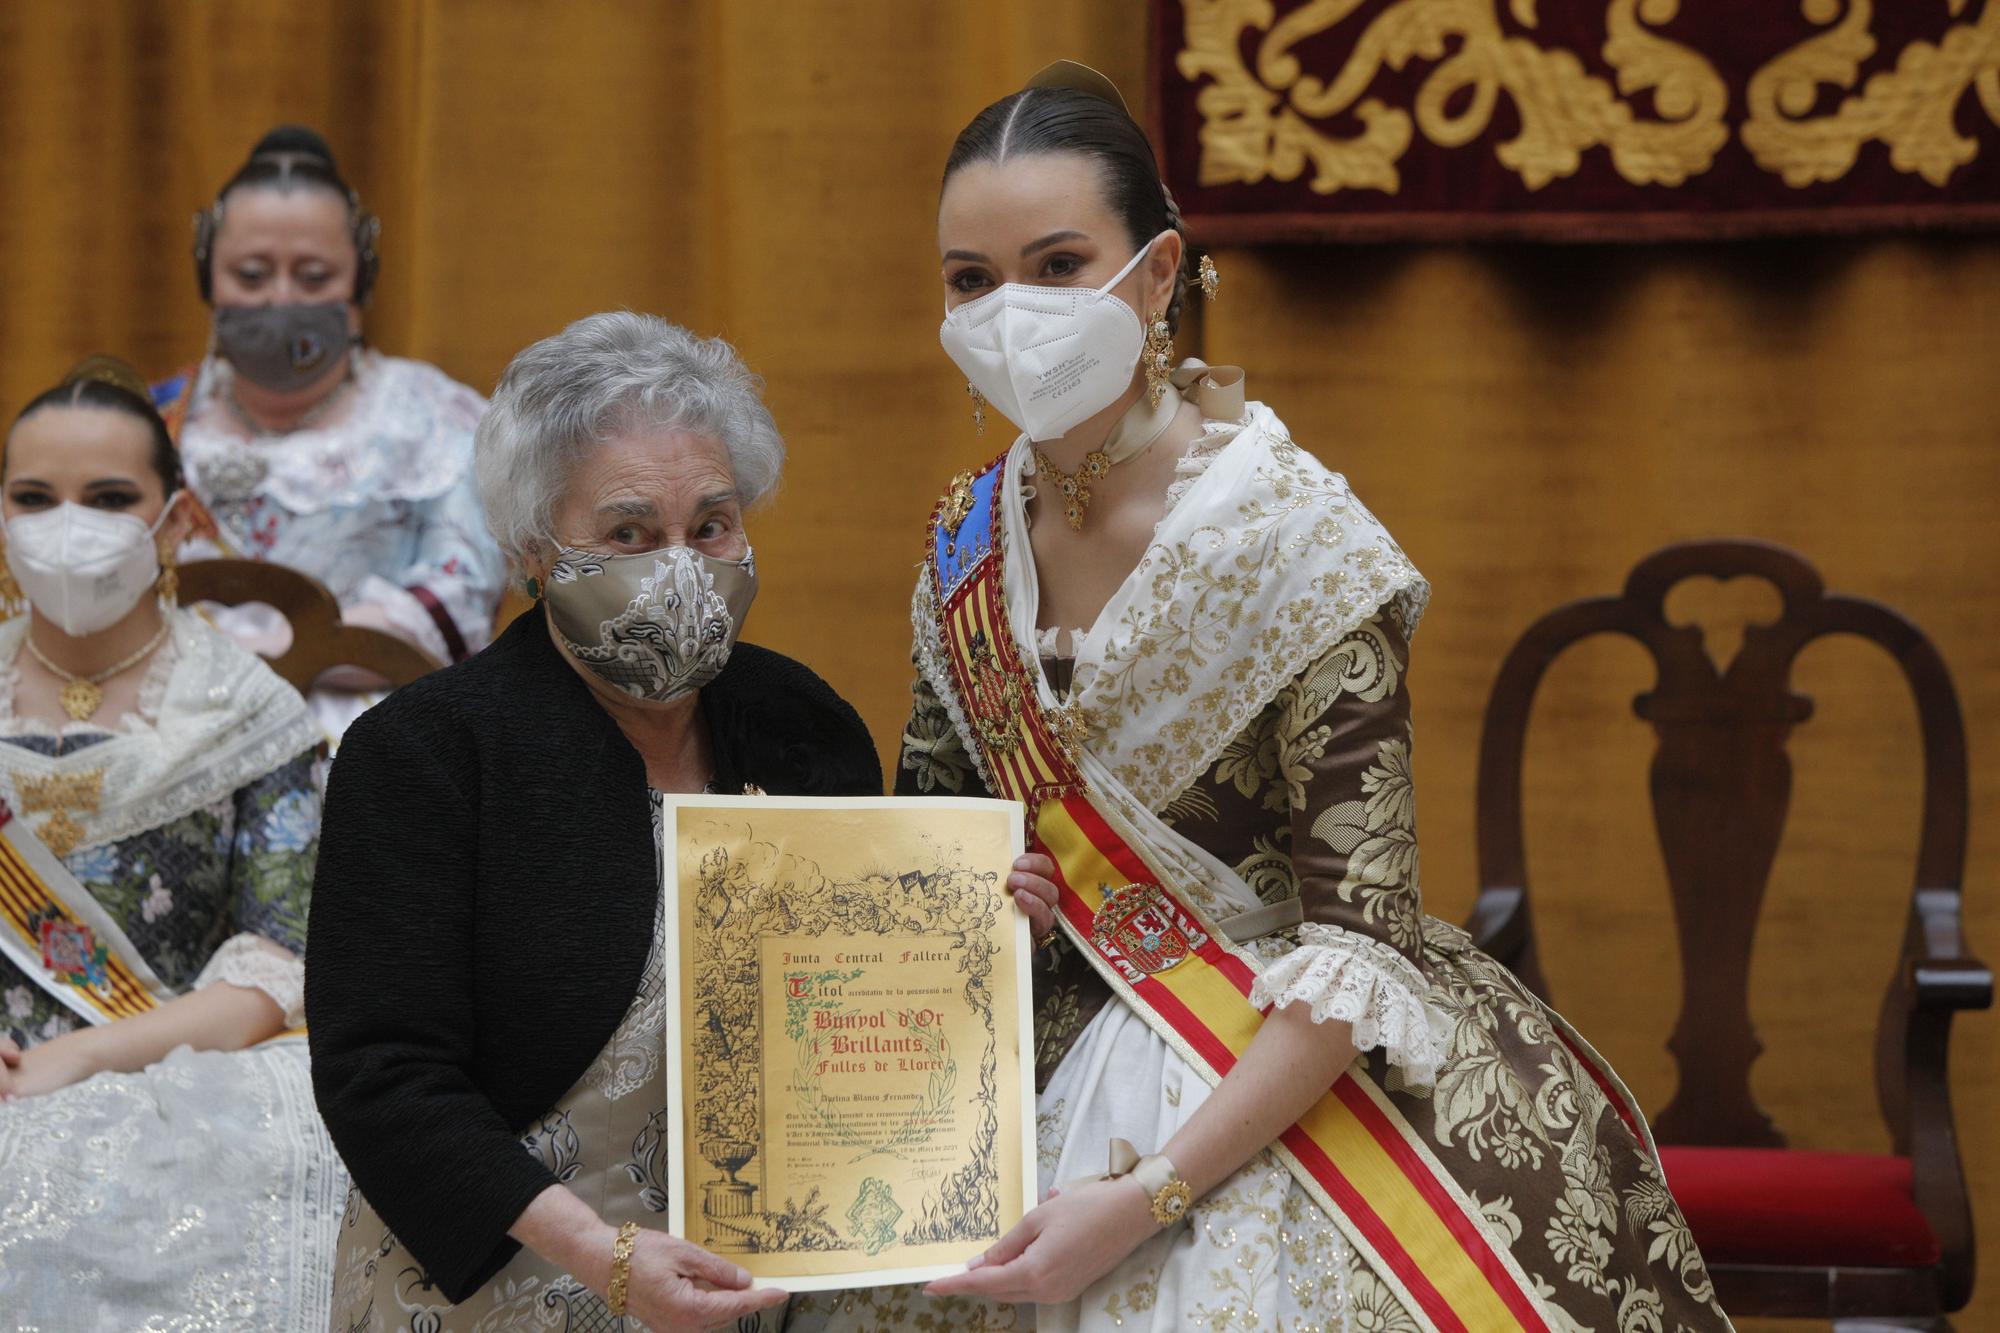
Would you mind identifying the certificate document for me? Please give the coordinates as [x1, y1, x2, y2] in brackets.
[661, 795, 1033, 1290]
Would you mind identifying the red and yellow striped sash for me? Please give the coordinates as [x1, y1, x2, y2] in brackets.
[926, 471, 1551, 1333]
[0, 808, 166, 1024]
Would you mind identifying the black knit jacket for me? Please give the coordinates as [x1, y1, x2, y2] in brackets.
[305, 611, 882, 1301]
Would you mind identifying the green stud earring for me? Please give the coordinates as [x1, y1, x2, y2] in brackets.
[524, 576, 542, 601]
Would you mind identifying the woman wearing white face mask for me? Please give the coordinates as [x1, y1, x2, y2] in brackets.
[788, 65, 1732, 1333]
[0, 357, 345, 1327]
[153, 124, 507, 745]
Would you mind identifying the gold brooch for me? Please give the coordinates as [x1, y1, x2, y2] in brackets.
[1046, 700, 1094, 759]
[938, 470, 976, 539]
[18, 769, 107, 859]
[1150, 1176, 1194, 1226]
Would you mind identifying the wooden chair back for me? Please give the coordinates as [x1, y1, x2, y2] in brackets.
[1470, 538, 1989, 1316]
[177, 558, 442, 695]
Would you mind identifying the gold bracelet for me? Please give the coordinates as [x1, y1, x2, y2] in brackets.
[1131, 1152, 1193, 1227]
[607, 1220, 640, 1316]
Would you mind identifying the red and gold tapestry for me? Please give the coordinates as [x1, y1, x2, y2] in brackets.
[1151, 0, 2000, 241]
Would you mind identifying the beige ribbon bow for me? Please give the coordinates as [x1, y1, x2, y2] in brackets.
[1062, 1138, 1192, 1226]
[1172, 358, 1245, 422]
[1062, 1137, 1171, 1196]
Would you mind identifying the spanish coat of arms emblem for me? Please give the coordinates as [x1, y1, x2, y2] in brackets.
[1089, 883, 1211, 984]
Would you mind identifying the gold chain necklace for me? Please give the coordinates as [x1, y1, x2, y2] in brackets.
[1030, 386, 1185, 531]
[1032, 448, 1112, 531]
[24, 621, 173, 722]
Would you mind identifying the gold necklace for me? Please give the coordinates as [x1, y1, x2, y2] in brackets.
[1030, 385, 1185, 531]
[1033, 448, 1112, 531]
[24, 621, 173, 722]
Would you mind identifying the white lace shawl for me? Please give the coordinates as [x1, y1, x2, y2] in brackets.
[1066, 402, 1430, 811]
[0, 612, 317, 1021]
[0, 610, 318, 854]
[916, 400, 1451, 1084]
[177, 352, 485, 514]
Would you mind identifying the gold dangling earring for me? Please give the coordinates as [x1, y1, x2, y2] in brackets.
[1143, 313, 1174, 408]
[966, 381, 988, 436]
[1198, 254, 1220, 300]
[155, 545, 179, 606]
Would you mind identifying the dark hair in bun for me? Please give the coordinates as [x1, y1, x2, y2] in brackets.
[250, 125, 340, 165]
[943, 85, 1203, 334]
[6, 356, 183, 494]
[227, 125, 348, 195]
[193, 124, 381, 305]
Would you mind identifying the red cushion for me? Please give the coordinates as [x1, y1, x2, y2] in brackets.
[1658, 1146, 1941, 1268]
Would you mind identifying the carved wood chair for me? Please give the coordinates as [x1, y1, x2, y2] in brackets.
[1469, 539, 1990, 1328]
[177, 558, 443, 695]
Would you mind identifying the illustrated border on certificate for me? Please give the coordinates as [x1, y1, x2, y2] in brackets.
[661, 795, 1034, 1292]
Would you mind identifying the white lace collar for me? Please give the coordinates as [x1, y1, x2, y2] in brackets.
[0, 610, 317, 852]
[178, 352, 486, 516]
[1027, 380, 1247, 665]
[1004, 402, 1430, 813]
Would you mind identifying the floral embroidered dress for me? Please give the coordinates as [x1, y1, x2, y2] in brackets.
[792, 386, 1731, 1333]
[156, 351, 507, 744]
[328, 793, 780, 1333]
[0, 608, 347, 1330]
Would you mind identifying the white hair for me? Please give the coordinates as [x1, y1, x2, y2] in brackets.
[474, 311, 785, 560]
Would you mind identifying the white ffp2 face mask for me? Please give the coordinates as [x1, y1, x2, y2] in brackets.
[939, 234, 1163, 442]
[4, 497, 178, 637]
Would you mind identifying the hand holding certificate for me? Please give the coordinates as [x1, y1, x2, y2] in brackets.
[662, 795, 1036, 1290]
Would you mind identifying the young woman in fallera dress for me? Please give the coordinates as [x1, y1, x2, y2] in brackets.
[0, 358, 338, 1329]
[788, 64, 1734, 1333]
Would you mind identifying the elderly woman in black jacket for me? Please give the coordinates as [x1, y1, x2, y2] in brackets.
[307, 314, 1023, 1332]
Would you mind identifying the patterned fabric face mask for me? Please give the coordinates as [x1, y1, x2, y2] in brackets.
[544, 543, 757, 703]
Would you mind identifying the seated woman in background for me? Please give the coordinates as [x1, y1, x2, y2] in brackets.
[154, 124, 505, 742]
[0, 358, 344, 1329]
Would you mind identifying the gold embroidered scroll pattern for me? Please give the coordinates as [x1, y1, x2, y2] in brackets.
[1177, 0, 1730, 195]
[16, 770, 107, 859]
[966, 629, 1026, 756]
[1743, 0, 2000, 188]
[1077, 434, 1425, 814]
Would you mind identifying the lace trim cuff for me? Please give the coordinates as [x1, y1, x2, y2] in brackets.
[1247, 922, 1453, 1088]
[194, 933, 305, 1027]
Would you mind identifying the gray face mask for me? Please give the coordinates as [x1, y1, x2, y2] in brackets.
[213, 302, 354, 393]
[545, 543, 758, 703]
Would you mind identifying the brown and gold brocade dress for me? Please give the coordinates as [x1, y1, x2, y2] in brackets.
[792, 399, 1730, 1333]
